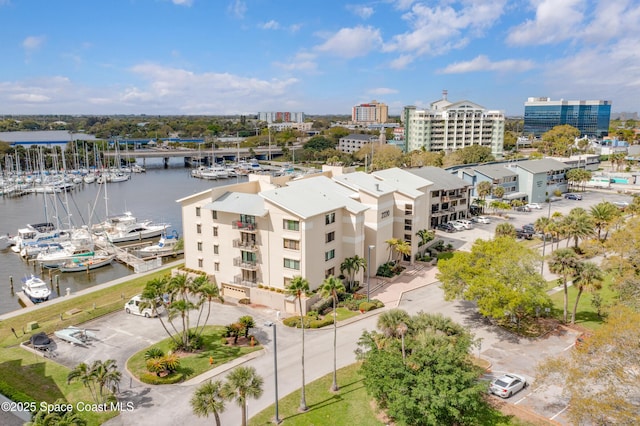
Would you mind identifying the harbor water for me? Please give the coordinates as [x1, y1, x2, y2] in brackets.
[0, 158, 247, 315]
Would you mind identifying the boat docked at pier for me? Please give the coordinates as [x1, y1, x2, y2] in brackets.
[21, 274, 51, 303]
[98, 219, 171, 244]
[138, 231, 180, 256]
[11, 222, 70, 251]
[59, 252, 115, 272]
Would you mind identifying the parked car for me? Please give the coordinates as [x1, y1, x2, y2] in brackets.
[449, 221, 466, 231]
[124, 295, 160, 318]
[472, 216, 491, 224]
[456, 219, 473, 229]
[489, 373, 528, 398]
[437, 223, 456, 233]
[612, 201, 629, 209]
[564, 193, 583, 200]
[525, 203, 542, 210]
[522, 223, 536, 234]
[515, 205, 531, 212]
[516, 229, 534, 240]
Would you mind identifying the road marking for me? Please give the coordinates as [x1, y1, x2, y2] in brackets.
[562, 343, 575, 351]
[112, 328, 134, 336]
[550, 404, 570, 420]
[514, 396, 527, 405]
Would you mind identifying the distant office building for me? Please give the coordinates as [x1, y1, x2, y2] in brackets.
[0, 130, 97, 148]
[402, 91, 504, 157]
[338, 133, 385, 154]
[352, 100, 388, 124]
[523, 97, 611, 138]
[258, 112, 305, 124]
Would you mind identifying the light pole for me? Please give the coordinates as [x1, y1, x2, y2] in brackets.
[264, 321, 281, 424]
[367, 245, 375, 302]
[540, 198, 552, 275]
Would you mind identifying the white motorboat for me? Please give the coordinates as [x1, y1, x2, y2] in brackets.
[83, 174, 96, 184]
[0, 235, 12, 250]
[54, 326, 96, 345]
[59, 253, 115, 272]
[101, 220, 171, 243]
[12, 222, 70, 250]
[139, 232, 180, 256]
[91, 211, 137, 233]
[20, 242, 65, 259]
[21, 275, 51, 303]
[37, 244, 95, 268]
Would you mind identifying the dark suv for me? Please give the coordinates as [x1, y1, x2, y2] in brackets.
[437, 223, 456, 233]
[564, 193, 582, 200]
[516, 229, 533, 240]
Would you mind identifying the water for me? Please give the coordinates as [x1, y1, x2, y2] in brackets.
[0, 158, 247, 315]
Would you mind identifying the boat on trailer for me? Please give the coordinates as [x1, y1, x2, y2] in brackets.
[54, 326, 97, 345]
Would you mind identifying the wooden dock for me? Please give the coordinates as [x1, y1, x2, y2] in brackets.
[16, 291, 35, 307]
[94, 239, 181, 273]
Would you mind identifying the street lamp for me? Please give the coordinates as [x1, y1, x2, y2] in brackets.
[264, 321, 281, 424]
[540, 198, 552, 275]
[367, 245, 375, 302]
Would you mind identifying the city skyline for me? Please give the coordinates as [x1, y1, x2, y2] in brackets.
[0, 0, 636, 116]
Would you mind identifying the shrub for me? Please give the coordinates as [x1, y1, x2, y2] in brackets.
[140, 372, 184, 385]
[162, 353, 181, 372]
[309, 317, 334, 328]
[306, 310, 319, 320]
[377, 262, 395, 278]
[341, 296, 361, 311]
[358, 301, 376, 312]
[371, 299, 385, 308]
[282, 316, 301, 327]
[144, 347, 164, 360]
[437, 252, 454, 261]
[239, 298, 251, 305]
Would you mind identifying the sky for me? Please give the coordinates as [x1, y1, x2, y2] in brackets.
[0, 0, 638, 117]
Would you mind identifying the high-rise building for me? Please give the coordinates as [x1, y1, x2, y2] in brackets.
[523, 98, 611, 138]
[402, 91, 504, 157]
[352, 100, 389, 124]
[258, 111, 305, 123]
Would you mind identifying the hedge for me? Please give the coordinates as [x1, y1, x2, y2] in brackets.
[282, 316, 334, 328]
[0, 380, 38, 405]
[358, 302, 376, 312]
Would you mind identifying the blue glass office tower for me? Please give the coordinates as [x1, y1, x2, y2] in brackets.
[523, 98, 611, 138]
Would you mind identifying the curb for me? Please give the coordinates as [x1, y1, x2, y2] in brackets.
[178, 348, 266, 386]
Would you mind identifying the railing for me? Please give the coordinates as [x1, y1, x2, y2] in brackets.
[233, 275, 258, 287]
[231, 221, 258, 231]
[234, 257, 259, 270]
[232, 239, 259, 250]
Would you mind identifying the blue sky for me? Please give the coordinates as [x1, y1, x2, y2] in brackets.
[0, 0, 637, 116]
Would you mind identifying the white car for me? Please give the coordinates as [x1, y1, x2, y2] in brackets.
[454, 219, 473, 229]
[489, 373, 528, 398]
[525, 203, 542, 210]
[449, 221, 466, 231]
[472, 216, 491, 224]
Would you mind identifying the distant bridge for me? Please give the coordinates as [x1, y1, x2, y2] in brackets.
[102, 146, 292, 167]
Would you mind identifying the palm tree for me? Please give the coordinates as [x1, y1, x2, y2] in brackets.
[385, 238, 400, 262]
[27, 399, 86, 426]
[393, 239, 411, 263]
[319, 275, 346, 392]
[285, 275, 310, 412]
[590, 202, 619, 241]
[476, 181, 492, 210]
[492, 185, 505, 200]
[563, 208, 594, 248]
[223, 366, 264, 426]
[194, 275, 224, 337]
[416, 228, 435, 247]
[494, 222, 516, 239]
[340, 255, 366, 290]
[571, 261, 603, 324]
[548, 248, 580, 323]
[377, 308, 411, 338]
[140, 275, 181, 347]
[67, 362, 97, 403]
[191, 379, 226, 426]
[91, 359, 121, 401]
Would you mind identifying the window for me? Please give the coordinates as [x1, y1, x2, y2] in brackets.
[283, 239, 300, 250]
[283, 219, 300, 231]
[214, 245, 219, 255]
[197, 241, 203, 251]
[325, 231, 335, 243]
[242, 251, 256, 262]
[325, 212, 336, 225]
[214, 262, 219, 272]
[325, 249, 335, 261]
[212, 210, 217, 220]
[284, 277, 292, 288]
[240, 214, 256, 225]
[283, 258, 300, 270]
[198, 258, 203, 268]
[325, 267, 335, 278]
[196, 224, 202, 234]
[195, 206, 201, 217]
[213, 227, 218, 237]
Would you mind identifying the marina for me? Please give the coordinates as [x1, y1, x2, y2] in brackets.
[0, 157, 249, 315]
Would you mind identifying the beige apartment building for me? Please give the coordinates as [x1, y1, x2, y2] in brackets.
[177, 167, 433, 314]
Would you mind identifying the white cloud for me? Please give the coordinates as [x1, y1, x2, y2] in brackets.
[289, 23, 302, 33]
[273, 52, 318, 72]
[507, 0, 585, 46]
[389, 54, 414, 70]
[171, 0, 193, 6]
[22, 36, 45, 50]
[368, 87, 398, 95]
[383, 1, 507, 68]
[227, 0, 246, 19]
[10, 93, 51, 103]
[315, 26, 382, 58]
[347, 4, 375, 19]
[261, 20, 280, 30]
[439, 55, 536, 73]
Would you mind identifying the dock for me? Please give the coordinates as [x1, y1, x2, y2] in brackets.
[94, 239, 181, 273]
[15, 291, 35, 307]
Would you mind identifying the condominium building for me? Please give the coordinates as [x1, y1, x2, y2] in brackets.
[338, 133, 385, 154]
[402, 92, 504, 157]
[258, 111, 305, 124]
[177, 167, 432, 314]
[352, 100, 389, 124]
[523, 97, 611, 138]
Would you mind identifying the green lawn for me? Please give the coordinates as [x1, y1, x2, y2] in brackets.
[549, 276, 618, 330]
[334, 307, 360, 322]
[127, 325, 262, 383]
[249, 363, 537, 426]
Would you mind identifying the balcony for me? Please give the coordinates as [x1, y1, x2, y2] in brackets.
[231, 220, 257, 232]
[234, 257, 259, 270]
[233, 275, 258, 287]
[233, 239, 259, 251]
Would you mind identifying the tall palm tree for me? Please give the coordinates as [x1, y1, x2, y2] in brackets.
[563, 208, 594, 248]
[319, 275, 346, 392]
[285, 275, 310, 412]
[385, 238, 400, 263]
[571, 261, 603, 324]
[377, 308, 411, 338]
[548, 248, 580, 323]
[67, 362, 97, 403]
[191, 379, 226, 426]
[476, 181, 492, 209]
[91, 359, 121, 401]
[416, 229, 435, 247]
[340, 255, 366, 290]
[492, 185, 505, 200]
[223, 366, 264, 426]
[193, 275, 223, 337]
[590, 201, 619, 241]
[140, 275, 180, 347]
